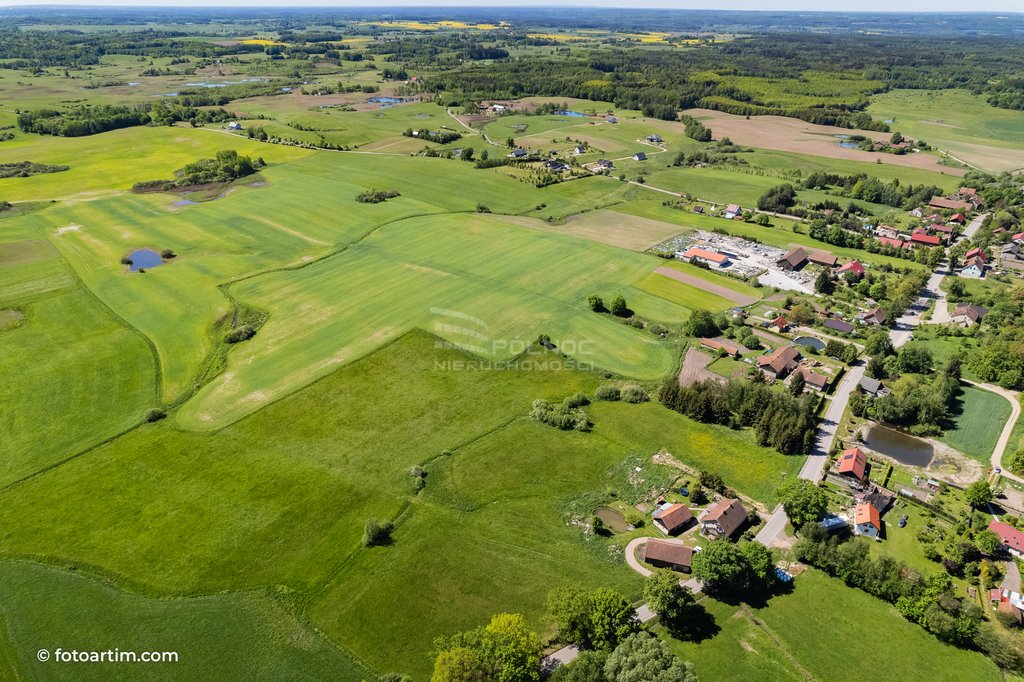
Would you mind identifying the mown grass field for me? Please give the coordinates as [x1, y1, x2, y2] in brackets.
[665, 569, 1003, 682]
[634, 270, 736, 311]
[656, 258, 764, 298]
[940, 384, 1011, 462]
[0, 239, 156, 487]
[0, 560, 370, 681]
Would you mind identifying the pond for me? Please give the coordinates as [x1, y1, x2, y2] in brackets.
[596, 507, 630, 534]
[127, 249, 163, 272]
[368, 96, 403, 104]
[794, 336, 826, 351]
[173, 199, 198, 207]
[864, 424, 934, 467]
[838, 142, 859, 149]
[555, 110, 587, 117]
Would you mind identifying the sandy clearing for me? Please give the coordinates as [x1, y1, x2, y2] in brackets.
[683, 108, 966, 176]
[678, 347, 726, 387]
[54, 224, 81, 235]
[654, 266, 758, 305]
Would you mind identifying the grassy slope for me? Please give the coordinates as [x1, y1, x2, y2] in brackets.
[0, 241, 156, 487]
[0, 560, 369, 681]
[940, 384, 1011, 461]
[666, 570, 1002, 682]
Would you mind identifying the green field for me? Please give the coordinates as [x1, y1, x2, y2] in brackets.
[867, 90, 1024, 174]
[0, 560, 370, 681]
[666, 570, 1003, 682]
[940, 384, 1012, 461]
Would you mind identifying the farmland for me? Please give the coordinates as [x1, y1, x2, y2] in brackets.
[3, 6, 1024, 681]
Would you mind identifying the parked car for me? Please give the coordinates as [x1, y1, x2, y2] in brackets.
[898, 515, 909, 528]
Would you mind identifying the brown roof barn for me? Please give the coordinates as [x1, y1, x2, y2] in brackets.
[777, 248, 808, 271]
[652, 503, 693, 535]
[643, 540, 694, 572]
[757, 345, 801, 379]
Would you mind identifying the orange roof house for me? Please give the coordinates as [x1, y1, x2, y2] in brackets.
[838, 447, 867, 480]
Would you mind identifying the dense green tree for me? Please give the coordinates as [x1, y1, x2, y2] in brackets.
[789, 371, 806, 397]
[965, 481, 994, 509]
[610, 295, 629, 317]
[433, 613, 541, 682]
[776, 478, 828, 528]
[643, 570, 696, 626]
[431, 647, 489, 682]
[604, 632, 697, 682]
[548, 587, 638, 652]
[683, 310, 719, 338]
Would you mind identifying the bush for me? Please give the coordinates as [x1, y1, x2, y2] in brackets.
[530, 398, 591, 431]
[160, 249, 176, 259]
[143, 408, 166, 423]
[564, 392, 591, 408]
[120, 256, 133, 266]
[620, 385, 649, 404]
[595, 384, 621, 401]
[356, 188, 400, 204]
[223, 324, 255, 344]
[362, 517, 393, 547]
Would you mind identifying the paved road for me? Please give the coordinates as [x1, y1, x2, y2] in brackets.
[1003, 560, 1022, 593]
[962, 212, 989, 241]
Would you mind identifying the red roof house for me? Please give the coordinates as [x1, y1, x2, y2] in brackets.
[643, 540, 694, 573]
[965, 247, 987, 262]
[653, 503, 694, 536]
[877, 237, 909, 250]
[910, 232, 941, 247]
[854, 502, 882, 539]
[838, 260, 865, 277]
[989, 520, 1024, 557]
[837, 447, 867, 480]
[771, 315, 790, 332]
[682, 247, 730, 266]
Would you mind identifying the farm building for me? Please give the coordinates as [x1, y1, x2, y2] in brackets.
[809, 252, 838, 268]
[910, 232, 941, 247]
[724, 204, 742, 219]
[700, 338, 743, 358]
[877, 237, 909, 250]
[757, 345, 801, 380]
[859, 376, 889, 397]
[226, 121, 242, 131]
[597, 159, 615, 169]
[951, 304, 987, 327]
[642, 540, 693, 573]
[507, 148, 528, 159]
[700, 498, 747, 539]
[989, 521, 1024, 557]
[632, 152, 647, 161]
[681, 247, 730, 267]
[770, 315, 790, 332]
[853, 502, 882, 540]
[776, 248, 808, 271]
[928, 196, 973, 212]
[652, 503, 693, 536]
[646, 134, 663, 143]
[837, 447, 868, 480]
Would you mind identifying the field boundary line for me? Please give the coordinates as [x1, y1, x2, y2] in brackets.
[739, 604, 818, 681]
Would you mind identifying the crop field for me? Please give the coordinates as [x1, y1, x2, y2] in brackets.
[940, 385, 1012, 462]
[867, 90, 1024, 174]
[666, 570, 1002, 682]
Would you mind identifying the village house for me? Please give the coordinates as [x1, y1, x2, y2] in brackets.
[837, 446, 868, 480]
[632, 151, 647, 161]
[949, 213, 967, 225]
[910, 230, 941, 247]
[875, 225, 899, 240]
[652, 503, 694, 536]
[1002, 242, 1021, 260]
[700, 498, 747, 539]
[800, 368, 829, 392]
[989, 520, 1024, 558]
[859, 376, 889, 397]
[724, 203, 742, 219]
[606, 115, 618, 124]
[700, 337, 743, 358]
[226, 121, 242, 131]
[572, 146, 586, 155]
[859, 307, 886, 326]
[646, 134, 663, 144]
[757, 345, 801, 379]
[680, 247, 730, 267]
[990, 589, 1024, 624]
[642, 540, 693, 573]
[770, 315, 790, 333]
[877, 236, 909, 250]
[951, 304, 987, 327]
[961, 256, 986, 279]
[854, 502, 882, 540]
[809, 252, 838, 268]
[597, 159, 614, 170]
[507, 148, 528, 159]
[838, 260, 865, 278]
[861, 487, 895, 516]
[776, 247, 808, 271]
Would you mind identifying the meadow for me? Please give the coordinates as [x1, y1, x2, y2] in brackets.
[867, 89, 1024, 174]
[939, 384, 1012, 462]
[665, 570, 1003, 682]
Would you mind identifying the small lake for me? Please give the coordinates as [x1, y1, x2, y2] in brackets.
[555, 110, 587, 117]
[864, 424, 934, 467]
[838, 142, 859, 149]
[794, 336, 825, 351]
[368, 96, 403, 104]
[173, 199, 198, 207]
[127, 249, 163, 272]
[596, 507, 630, 533]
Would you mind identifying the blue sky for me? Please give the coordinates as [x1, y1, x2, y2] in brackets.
[1, 1, 1021, 11]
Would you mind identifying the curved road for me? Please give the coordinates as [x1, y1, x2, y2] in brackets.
[961, 379, 1024, 484]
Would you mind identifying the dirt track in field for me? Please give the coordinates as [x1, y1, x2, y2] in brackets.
[683, 108, 966, 176]
[678, 347, 725, 387]
[654, 266, 758, 305]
